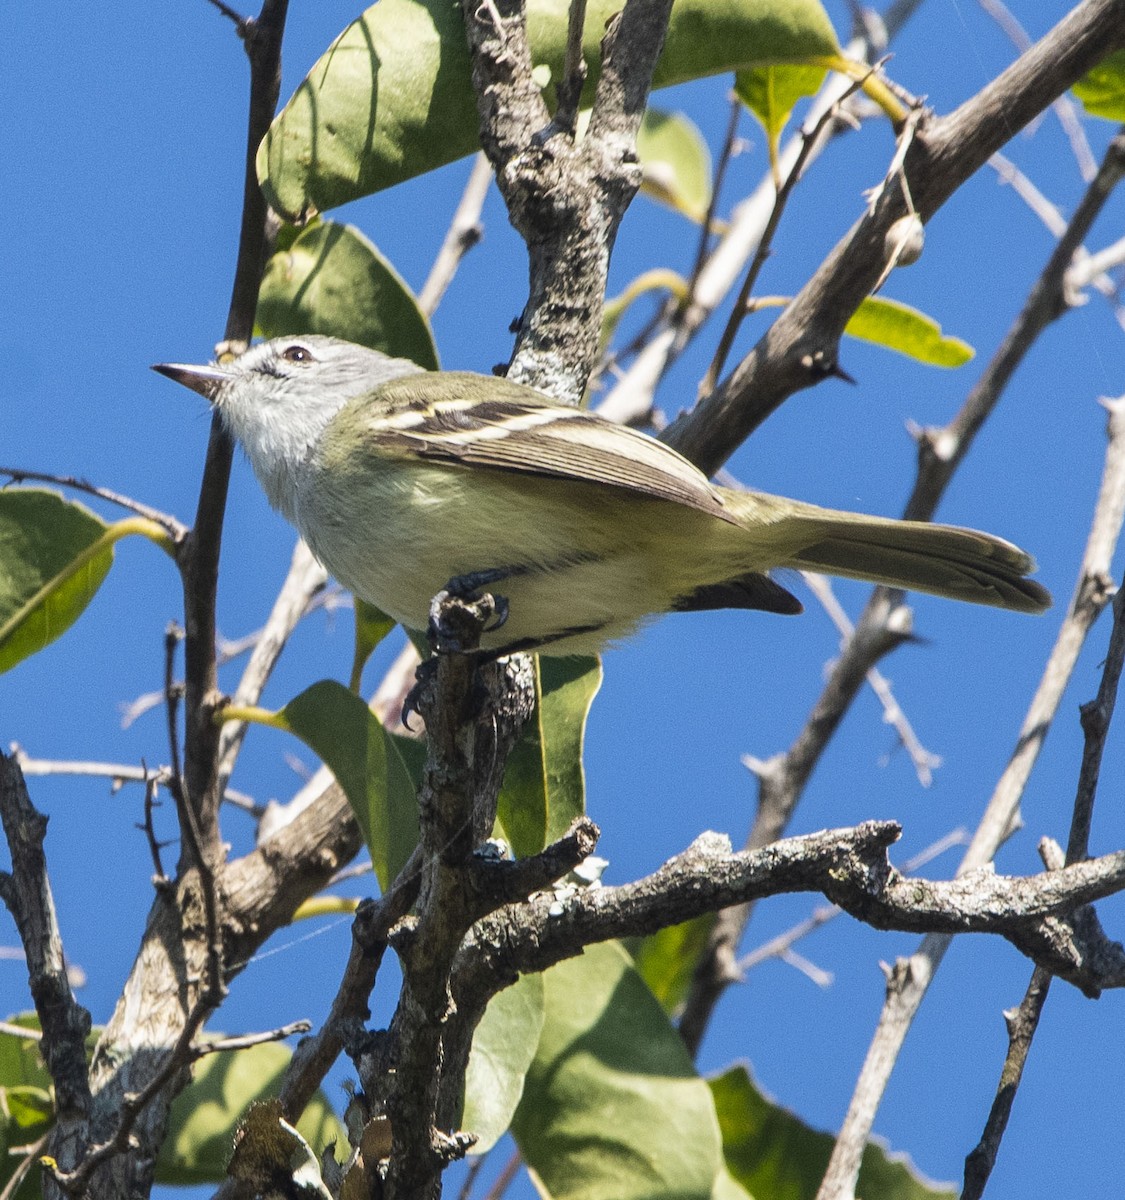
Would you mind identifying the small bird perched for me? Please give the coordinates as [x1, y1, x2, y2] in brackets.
[155, 335, 1049, 656]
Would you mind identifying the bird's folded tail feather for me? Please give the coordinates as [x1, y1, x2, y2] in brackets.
[722, 492, 1051, 614]
[787, 512, 1050, 614]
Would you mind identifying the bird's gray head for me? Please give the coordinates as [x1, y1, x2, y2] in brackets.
[154, 335, 424, 505]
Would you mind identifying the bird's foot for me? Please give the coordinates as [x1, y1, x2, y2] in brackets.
[426, 569, 512, 654]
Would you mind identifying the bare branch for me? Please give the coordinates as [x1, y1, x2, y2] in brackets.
[737, 829, 968, 978]
[460, 822, 1125, 1004]
[0, 468, 187, 539]
[276, 848, 424, 1122]
[664, 0, 1125, 475]
[678, 126, 1125, 1060]
[462, 0, 674, 398]
[418, 152, 493, 316]
[963, 586, 1125, 1197]
[799, 572, 942, 786]
[0, 753, 91, 1119]
[192, 1020, 312, 1059]
[977, 0, 1098, 179]
[700, 69, 877, 396]
[216, 538, 328, 794]
[817, 395, 1125, 1200]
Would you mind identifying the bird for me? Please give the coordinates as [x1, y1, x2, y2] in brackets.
[155, 334, 1049, 657]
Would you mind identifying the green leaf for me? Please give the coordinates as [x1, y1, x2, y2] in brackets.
[0, 489, 114, 674]
[844, 297, 973, 367]
[277, 680, 419, 889]
[630, 913, 718, 1017]
[735, 62, 827, 175]
[256, 221, 439, 370]
[710, 1064, 955, 1200]
[511, 941, 724, 1200]
[259, 0, 841, 220]
[0, 1015, 51, 1092]
[497, 656, 601, 858]
[350, 599, 396, 692]
[156, 1043, 344, 1186]
[0, 1021, 54, 1200]
[463, 973, 546, 1153]
[637, 108, 712, 222]
[1073, 49, 1125, 120]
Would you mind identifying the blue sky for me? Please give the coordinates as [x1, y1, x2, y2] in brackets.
[4, 1, 1125, 1196]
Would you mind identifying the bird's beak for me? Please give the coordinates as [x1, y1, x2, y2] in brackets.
[152, 361, 236, 401]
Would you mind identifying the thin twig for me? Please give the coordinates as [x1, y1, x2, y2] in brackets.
[0, 467, 187, 538]
[457, 1153, 488, 1200]
[140, 764, 171, 884]
[10, 751, 263, 815]
[0, 1132, 49, 1200]
[553, 0, 589, 135]
[595, 21, 899, 428]
[164, 623, 185, 802]
[799, 572, 942, 786]
[418, 152, 493, 316]
[977, 0, 1097, 179]
[215, 538, 328, 794]
[700, 70, 873, 396]
[482, 1149, 523, 1200]
[0, 1019, 43, 1041]
[121, 582, 345, 731]
[682, 95, 743, 309]
[963, 588, 1125, 1196]
[192, 1019, 312, 1058]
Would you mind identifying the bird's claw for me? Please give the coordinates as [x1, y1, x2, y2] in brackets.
[427, 571, 510, 654]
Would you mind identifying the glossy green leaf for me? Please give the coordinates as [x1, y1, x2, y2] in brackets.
[350, 598, 396, 692]
[256, 220, 439, 370]
[259, 0, 841, 220]
[463, 973, 546, 1153]
[497, 655, 601, 858]
[845, 297, 973, 367]
[156, 1043, 344, 1186]
[0, 1018, 53, 1200]
[0, 489, 114, 674]
[512, 940, 723, 1200]
[735, 62, 827, 173]
[0, 1016, 50, 1091]
[277, 680, 419, 889]
[0, 1021, 69, 1199]
[637, 108, 712, 222]
[1073, 49, 1125, 120]
[710, 1064, 955, 1200]
[630, 913, 718, 1017]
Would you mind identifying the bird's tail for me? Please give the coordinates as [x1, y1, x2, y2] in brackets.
[722, 491, 1051, 614]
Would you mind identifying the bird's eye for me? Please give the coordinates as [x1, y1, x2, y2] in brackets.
[282, 344, 315, 364]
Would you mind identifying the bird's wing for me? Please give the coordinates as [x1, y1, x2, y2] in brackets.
[347, 372, 735, 521]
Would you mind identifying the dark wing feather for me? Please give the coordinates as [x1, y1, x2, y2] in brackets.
[357, 371, 735, 522]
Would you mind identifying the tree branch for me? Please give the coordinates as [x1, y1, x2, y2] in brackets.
[0, 753, 91, 1122]
[457, 821, 1125, 1010]
[664, 0, 1125, 474]
[676, 122, 1125, 1060]
[462, 0, 674, 399]
[816, 393, 1125, 1200]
